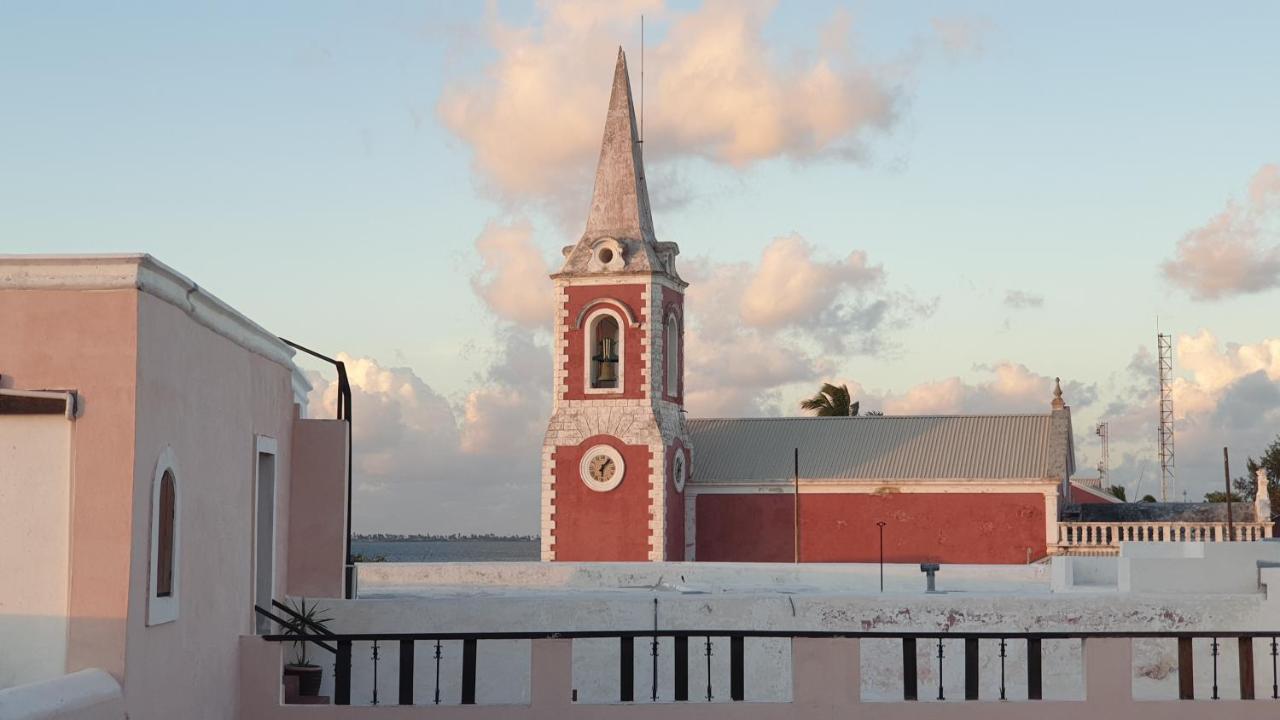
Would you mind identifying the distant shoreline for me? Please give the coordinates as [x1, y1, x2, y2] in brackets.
[353, 534, 539, 543]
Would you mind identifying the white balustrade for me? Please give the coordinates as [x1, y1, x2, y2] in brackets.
[1056, 521, 1274, 555]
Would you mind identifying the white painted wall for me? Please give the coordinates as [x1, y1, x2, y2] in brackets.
[0, 415, 72, 689]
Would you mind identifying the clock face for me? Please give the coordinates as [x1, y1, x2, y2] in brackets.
[589, 454, 616, 483]
[672, 453, 686, 491]
[579, 444, 625, 492]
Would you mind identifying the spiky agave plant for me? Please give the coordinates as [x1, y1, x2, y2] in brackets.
[282, 597, 333, 667]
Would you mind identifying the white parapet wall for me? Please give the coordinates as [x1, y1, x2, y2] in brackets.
[258, 552, 1280, 706]
[356, 561, 1052, 596]
[0, 670, 124, 720]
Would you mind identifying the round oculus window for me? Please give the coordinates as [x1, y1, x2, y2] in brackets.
[672, 451, 686, 492]
[597, 247, 614, 264]
[579, 444, 625, 492]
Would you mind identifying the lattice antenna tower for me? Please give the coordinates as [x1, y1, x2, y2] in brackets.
[1157, 332, 1175, 501]
[1095, 421, 1110, 487]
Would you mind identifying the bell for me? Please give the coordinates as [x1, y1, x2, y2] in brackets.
[597, 359, 617, 383]
[592, 337, 619, 385]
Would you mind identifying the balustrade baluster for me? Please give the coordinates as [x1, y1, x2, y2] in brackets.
[620, 637, 634, 703]
[1211, 637, 1220, 700]
[1026, 638, 1042, 700]
[1178, 638, 1194, 700]
[729, 635, 745, 702]
[461, 638, 476, 705]
[398, 640, 414, 706]
[335, 640, 352, 706]
[936, 638, 945, 701]
[433, 640, 442, 705]
[370, 640, 380, 706]
[964, 638, 979, 700]
[705, 636, 714, 702]
[903, 638, 918, 701]
[674, 636, 688, 702]
[1240, 637, 1255, 700]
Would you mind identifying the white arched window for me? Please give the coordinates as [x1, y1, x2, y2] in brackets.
[665, 314, 680, 397]
[148, 447, 180, 626]
[585, 308, 624, 392]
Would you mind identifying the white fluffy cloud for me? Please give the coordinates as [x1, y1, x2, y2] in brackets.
[1081, 331, 1280, 500]
[739, 233, 883, 328]
[471, 220, 554, 329]
[682, 234, 931, 416]
[439, 0, 907, 219]
[307, 334, 551, 534]
[1162, 164, 1280, 300]
[877, 362, 1073, 415]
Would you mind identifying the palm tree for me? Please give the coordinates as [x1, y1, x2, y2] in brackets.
[800, 383, 860, 417]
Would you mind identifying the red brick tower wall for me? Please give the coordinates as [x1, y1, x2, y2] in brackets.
[550, 436, 653, 561]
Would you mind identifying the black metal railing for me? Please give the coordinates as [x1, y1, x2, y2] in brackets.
[251, 613, 1280, 707]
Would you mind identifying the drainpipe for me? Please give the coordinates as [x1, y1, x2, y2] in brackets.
[280, 338, 355, 599]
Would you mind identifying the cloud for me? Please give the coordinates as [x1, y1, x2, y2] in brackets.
[307, 332, 551, 534]
[470, 220, 554, 328]
[438, 0, 908, 220]
[874, 362, 1080, 415]
[681, 234, 933, 416]
[1161, 164, 1280, 300]
[739, 233, 883, 328]
[1002, 289, 1044, 310]
[930, 17, 990, 60]
[1078, 330, 1280, 500]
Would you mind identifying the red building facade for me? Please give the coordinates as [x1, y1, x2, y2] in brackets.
[542, 50, 1076, 565]
[540, 49, 689, 562]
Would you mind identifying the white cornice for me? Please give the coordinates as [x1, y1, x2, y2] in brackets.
[0, 254, 303, 373]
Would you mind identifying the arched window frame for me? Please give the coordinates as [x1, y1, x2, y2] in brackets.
[147, 446, 180, 626]
[583, 307, 626, 394]
[665, 311, 681, 399]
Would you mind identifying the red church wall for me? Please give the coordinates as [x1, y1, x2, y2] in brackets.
[660, 286, 684, 404]
[696, 492, 1048, 564]
[562, 284, 647, 401]
[664, 442, 688, 560]
[551, 435, 652, 561]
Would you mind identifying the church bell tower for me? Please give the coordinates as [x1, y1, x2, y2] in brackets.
[540, 48, 689, 561]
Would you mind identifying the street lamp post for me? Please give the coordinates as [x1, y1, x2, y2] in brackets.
[876, 521, 887, 592]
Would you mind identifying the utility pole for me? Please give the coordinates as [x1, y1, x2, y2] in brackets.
[1224, 447, 1234, 540]
[1157, 331, 1175, 501]
[876, 521, 887, 592]
[793, 448, 800, 564]
[1095, 422, 1110, 487]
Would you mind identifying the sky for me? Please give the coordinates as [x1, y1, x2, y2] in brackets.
[3, 1, 1279, 532]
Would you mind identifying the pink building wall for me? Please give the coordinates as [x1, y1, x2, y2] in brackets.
[288, 418, 349, 598]
[0, 287, 139, 680]
[123, 290, 299, 720]
[1, 255, 334, 720]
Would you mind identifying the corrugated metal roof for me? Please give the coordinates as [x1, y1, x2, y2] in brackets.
[687, 415, 1055, 483]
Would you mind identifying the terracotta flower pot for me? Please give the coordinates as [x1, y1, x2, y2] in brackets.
[283, 664, 323, 697]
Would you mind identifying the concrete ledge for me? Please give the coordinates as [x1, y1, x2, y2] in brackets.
[0, 669, 124, 720]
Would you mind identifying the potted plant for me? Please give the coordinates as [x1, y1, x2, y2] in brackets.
[280, 597, 332, 698]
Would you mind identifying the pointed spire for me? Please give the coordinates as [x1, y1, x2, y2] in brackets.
[583, 48, 655, 243]
[1051, 377, 1065, 410]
